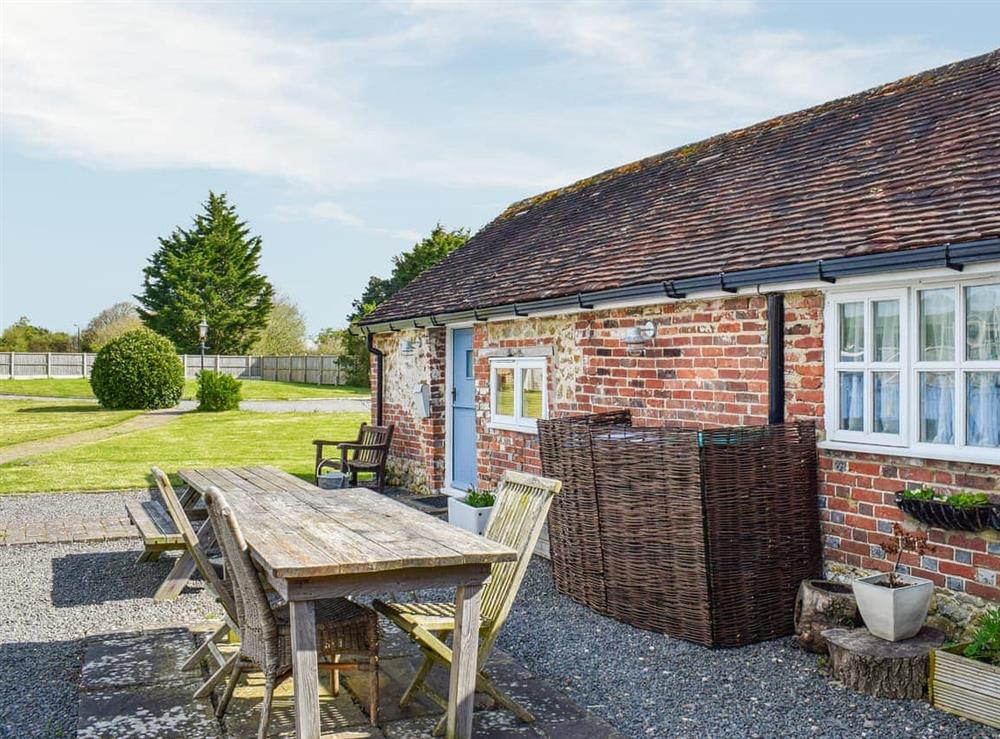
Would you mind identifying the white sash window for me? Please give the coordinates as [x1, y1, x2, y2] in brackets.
[824, 279, 1000, 463]
[489, 357, 548, 433]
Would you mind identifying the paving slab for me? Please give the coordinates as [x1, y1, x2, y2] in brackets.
[221, 669, 378, 737]
[341, 656, 450, 723]
[80, 628, 197, 690]
[77, 682, 222, 739]
[381, 711, 546, 739]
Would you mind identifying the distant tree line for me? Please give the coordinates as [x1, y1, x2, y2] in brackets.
[3, 193, 466, 387]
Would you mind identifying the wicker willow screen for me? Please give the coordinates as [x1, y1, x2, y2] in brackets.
[537, 410, 631, 613]
[538, 414, 820, 648]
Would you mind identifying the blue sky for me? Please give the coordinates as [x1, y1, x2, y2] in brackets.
[2, 1, 998, 337]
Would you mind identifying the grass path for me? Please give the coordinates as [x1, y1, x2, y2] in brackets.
[0, 398, 142, 448]
[0, 377, 369, 401]
[0, 406, 185, 466]
[0, 409, 368, 493]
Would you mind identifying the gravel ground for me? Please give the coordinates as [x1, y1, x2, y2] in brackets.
[497, 563, 994, 739]
[0, 539, 219, 739]
[1, 492, 993, 739]
[239, 397, 369, 413]
[1, 489, 152, 524]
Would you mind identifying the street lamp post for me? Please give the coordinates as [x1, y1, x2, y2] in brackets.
[74, 324, 81, 352]
[198, 317, 209, 373]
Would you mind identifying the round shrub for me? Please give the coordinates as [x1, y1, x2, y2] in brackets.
[196, 370, 242, 411]
[90, 328, 184, 409]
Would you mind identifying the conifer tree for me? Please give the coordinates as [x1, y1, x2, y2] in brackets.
[137, 192, 274, 354]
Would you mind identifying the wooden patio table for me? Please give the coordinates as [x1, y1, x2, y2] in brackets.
[177, 466, 516, 739]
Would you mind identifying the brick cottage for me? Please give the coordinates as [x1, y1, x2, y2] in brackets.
[359, 51, 1000, 634]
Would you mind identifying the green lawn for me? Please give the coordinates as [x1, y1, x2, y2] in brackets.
[0, 409, 369, 494]
[0, 377, 369, 401]
[0, 399, 142, 448]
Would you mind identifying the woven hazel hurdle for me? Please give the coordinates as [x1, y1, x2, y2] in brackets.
[537, 411, 631, 614]
[538, 413, 821, 648]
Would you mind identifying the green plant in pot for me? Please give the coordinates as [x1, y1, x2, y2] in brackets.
[896, 486, 995, 531]
[853, 524, 936, 642]
[447, 486, 496, 536]
[930, 608, 1000, 728]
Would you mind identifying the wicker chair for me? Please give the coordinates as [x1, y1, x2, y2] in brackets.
[203, 486, 380, 737]
[313, 422, 394, 492]
[373, 471, 561, 735]
[151, 468, 240, 699]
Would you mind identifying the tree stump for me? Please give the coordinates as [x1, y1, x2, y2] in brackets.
[794, 579, 858, 653]
[822, 627, 945, 699]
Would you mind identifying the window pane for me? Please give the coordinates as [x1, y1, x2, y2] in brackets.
[873, 372, 900, 434]
[465, 350, 473, 378]
[494, 367, 514, 416]
[919, 289, 955, 361]
[966, 284, 1000, 361]
[919, 372, 955, 444]
[520, 367, 544, 419]
[873, 300, 900, 362]
[967, 372, 1000, 448]
[839, 303, 864, 362]
[839, 372, 864, 431]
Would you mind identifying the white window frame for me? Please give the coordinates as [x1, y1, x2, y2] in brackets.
[489, 357, 548, 433]
[823, 276, 1000, 464]
[825, 289, 908, 448]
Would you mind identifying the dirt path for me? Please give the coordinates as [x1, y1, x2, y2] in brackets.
[0, 406, 187, 465]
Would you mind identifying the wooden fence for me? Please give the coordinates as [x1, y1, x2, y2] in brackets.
[0, 352, 349, 385]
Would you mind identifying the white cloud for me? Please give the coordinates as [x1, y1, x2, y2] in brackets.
[273, 201, 420, 242]
[1, 1, 955, 195]
[273, 202, 365, 228]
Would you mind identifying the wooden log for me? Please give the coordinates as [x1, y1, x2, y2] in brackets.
[793, 579, 858, 653]
[823, 627, 945, 699]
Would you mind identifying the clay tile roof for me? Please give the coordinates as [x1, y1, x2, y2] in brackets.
[363, 50, 1000, 326]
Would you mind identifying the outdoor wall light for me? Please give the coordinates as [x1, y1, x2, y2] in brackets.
[400, 338, 423, 355]
[624, 321, 656, 356]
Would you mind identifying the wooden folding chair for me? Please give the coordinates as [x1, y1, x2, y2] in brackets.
[150, 467, 241, 699]
[373, 470, 561, 735]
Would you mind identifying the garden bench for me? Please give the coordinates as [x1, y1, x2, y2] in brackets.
[313, 422, 394, 492]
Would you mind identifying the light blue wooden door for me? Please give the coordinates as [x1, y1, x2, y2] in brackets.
[451, 328, 478, 491]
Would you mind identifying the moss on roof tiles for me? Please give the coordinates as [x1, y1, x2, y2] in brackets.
[492, 51, 989, 225]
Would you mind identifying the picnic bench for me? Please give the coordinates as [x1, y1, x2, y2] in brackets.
[127, 480, 210, 557]
[126, 498, 185, 562]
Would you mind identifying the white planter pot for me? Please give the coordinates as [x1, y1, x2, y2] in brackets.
[852, 572, 934, 642]
[447, 497, 493, 536]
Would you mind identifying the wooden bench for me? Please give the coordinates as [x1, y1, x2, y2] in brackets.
[125, 499, 185, 562]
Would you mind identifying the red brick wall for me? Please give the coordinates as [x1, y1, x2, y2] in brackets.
[575, 297, 772, 426]
[782, 293, 1000, 603]
[376, 290, 1000, 603]
[472, 296, 776, 488]
[819, 451, 1000, 601]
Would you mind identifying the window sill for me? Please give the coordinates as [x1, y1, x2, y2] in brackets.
[488, 421, 539, 435]
[818, 439, 1000, 467]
